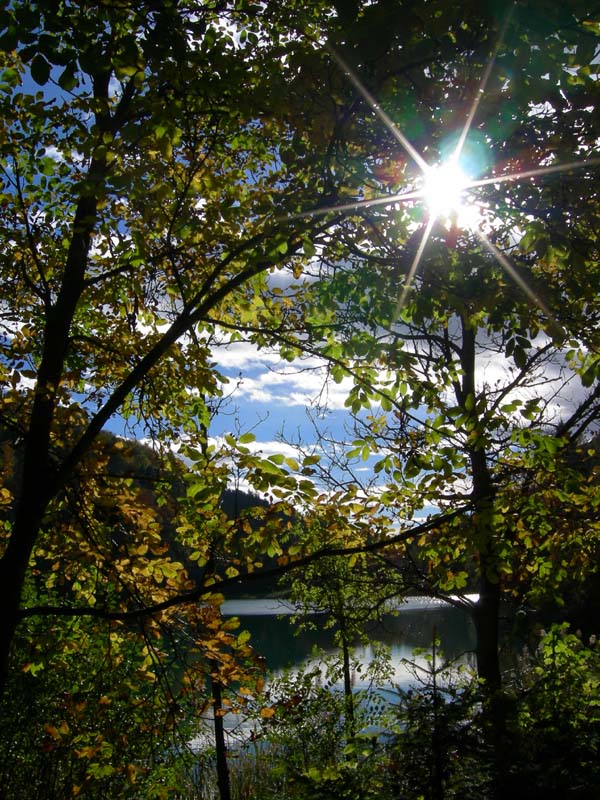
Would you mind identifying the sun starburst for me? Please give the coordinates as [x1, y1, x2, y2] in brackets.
[422, 160, 470, 223]
[288, 14, 599, 335]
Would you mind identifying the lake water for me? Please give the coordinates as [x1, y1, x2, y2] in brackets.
[222, 596, 477, 691]
[190, 596, 477, 748]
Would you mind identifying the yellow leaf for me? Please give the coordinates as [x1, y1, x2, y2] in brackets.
[260, 707, 276, 719]
[0, 487, 12, 504]
[44, 723, 60, 740]
[75, 746, 97, 759]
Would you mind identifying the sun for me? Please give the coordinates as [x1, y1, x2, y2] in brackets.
[422, 160, 477, 228]
[291, 32, 596, 330]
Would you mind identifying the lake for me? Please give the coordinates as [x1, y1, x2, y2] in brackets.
[221, 596, 477, 688]
[191, 596, 477, 748]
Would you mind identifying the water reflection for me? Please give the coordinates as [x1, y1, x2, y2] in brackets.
[221, 597, 477, 688]
[190, 598, 477, 748]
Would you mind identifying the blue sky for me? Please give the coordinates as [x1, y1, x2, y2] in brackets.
[197, 318, 595, 504]
[13, 39, 597, 495]
[207, 338, 358, 462]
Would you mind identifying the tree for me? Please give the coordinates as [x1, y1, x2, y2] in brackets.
[2, 1, 599, 793]
[285, 1, 600, 789]
[1, 4, 385, 794]
[0, 0, 342, 696]
[286, 518, 400, 741]
[8, 2, 473, 789]
[1, 0, 539, 707]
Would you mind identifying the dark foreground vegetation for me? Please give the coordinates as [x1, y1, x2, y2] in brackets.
[1, 1, 600, 798]
[2, 612, 600, 799]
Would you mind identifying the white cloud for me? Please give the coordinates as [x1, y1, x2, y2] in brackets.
[209, 437, 302, 461]
[44, 145, 65, 162]
[212, 340, 282, 370]
[229, 366, 355, 410]
[212, 337, 354, 408]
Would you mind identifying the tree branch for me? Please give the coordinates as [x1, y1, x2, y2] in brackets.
[18, 504, 472, 621]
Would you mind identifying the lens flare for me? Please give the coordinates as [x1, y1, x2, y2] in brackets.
[423, 161, 470, 220]
[285, 27, 599, 329]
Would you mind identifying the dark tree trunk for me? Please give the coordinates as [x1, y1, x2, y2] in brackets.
[0, 492, 50, 696]
[430, 633, 445, 800]
[341, 632, 355, 741]
[458, 319, 508, 796]
[0, 75, 112, 699]
[210, 667, 232, 800]
[473, 572, 502, 691]
[473, 570, 510, 798]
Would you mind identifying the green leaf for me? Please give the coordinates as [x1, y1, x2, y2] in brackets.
[30, 53, 50, 85]
[237, 630, 251, 646]
[302, 455, 321, 466]
[57, 63, 78, 92]
[302, 239, 316, 258]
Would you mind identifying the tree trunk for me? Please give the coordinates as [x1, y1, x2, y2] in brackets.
[473, 571, 509, 798]
[458, 319, 508, 796]
[0, 362, 65, 695]
[473, 572, 502, 691]
[210, 666, 232, 800]
[0, 493, 50, 696]
[0, 79, 112, 698]
[430, 632, 445, 800]
[341, 633, 355, 741]
[336, 604, 356, 741]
